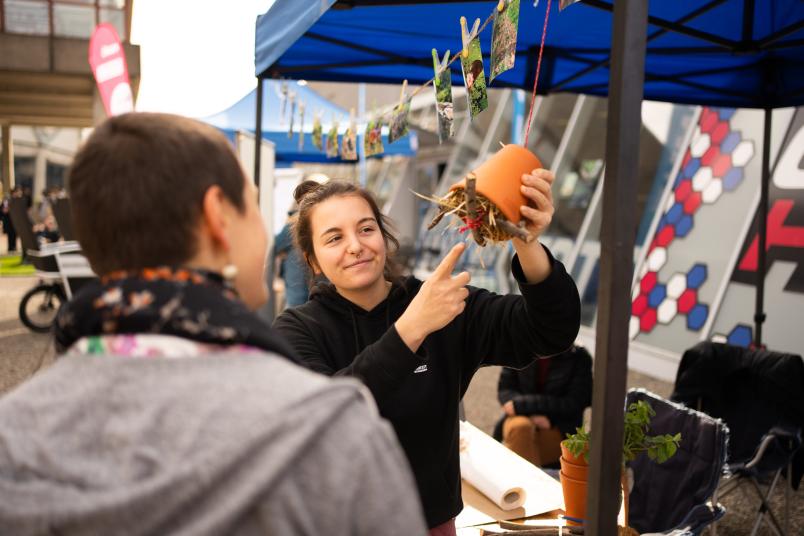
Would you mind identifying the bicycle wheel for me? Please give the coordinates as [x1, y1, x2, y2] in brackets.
[19, 284, 65, 333]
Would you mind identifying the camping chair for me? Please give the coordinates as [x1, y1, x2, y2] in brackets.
[626, 389, 728, 536]
[51, 197, 75, 241]
[671, 342, 804, 536]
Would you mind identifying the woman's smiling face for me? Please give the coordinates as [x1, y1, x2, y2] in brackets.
[309, 194, 388, 294]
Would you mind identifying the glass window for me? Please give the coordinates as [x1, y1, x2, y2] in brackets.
[526, 93, 578, 170]
[100, 7, 126, 40]
[4, 0, 49, 35]
[53, 3, 95, 38]
[100, 0, 125, 7]
[46, 162, 66, 190]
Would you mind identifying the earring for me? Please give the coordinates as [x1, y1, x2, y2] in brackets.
[222, 264, 238, 281]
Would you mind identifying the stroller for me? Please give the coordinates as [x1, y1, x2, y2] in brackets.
[9, 198, 95, 333]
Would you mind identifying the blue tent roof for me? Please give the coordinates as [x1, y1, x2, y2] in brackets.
[202, 80, 417, 163]
[255, 0, 804, 109]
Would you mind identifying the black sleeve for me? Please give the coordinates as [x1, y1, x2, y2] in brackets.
[512, 350, 593, 418]
[273, 310, 426, 403]
[497, 367, 523, 405]
[462, 248, 581, 375]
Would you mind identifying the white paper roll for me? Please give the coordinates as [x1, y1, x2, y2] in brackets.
[459, 421, 527, 510]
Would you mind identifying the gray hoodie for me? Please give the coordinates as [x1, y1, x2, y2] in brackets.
[0, 351, 427, 536]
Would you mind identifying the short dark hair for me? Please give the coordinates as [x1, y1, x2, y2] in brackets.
[292, 179, 402, 282]
[68, 112, 246, 275]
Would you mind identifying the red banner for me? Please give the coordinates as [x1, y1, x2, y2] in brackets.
[88, 23, 134, 117]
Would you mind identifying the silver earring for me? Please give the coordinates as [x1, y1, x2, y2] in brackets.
[222, 264, 238, 281]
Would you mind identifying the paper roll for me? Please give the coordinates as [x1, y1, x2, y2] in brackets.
[459, 421, 527, 510]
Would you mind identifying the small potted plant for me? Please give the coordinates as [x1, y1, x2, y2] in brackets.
[559, 400, 682, 528]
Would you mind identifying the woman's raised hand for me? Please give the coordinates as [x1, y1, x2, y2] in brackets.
[395, 243, 471, 352]
[518, 168, 555, 242]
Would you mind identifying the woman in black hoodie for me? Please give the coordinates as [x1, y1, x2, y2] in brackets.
[273, 173, 581, 535]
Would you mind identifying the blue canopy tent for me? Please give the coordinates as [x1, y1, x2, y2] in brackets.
[256, 1, 803, 109]
[203, 80, 416, 164]
[254, 1, 804, 532]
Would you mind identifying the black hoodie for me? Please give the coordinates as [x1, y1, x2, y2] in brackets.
[273, 251, 580, 528]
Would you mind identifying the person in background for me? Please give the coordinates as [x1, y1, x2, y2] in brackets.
[494, 344, 593, 467]
[1, 191, 17, 253]
[274, 176, 581, 535]
[0, 113, 427, 536]
[273, 204, 310, 308]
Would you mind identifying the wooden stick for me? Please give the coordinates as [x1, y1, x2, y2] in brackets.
[465, 174, 485, 246]
[498, 219, 534, 242]
[428, 210, 446, 230]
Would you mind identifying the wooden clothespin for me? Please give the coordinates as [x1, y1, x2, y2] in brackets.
[497, 0, 507, 12]
[432, 48, 451, 86]
[460, 16, 481, 58]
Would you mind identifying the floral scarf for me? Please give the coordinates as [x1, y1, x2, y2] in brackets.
[55, 267, 298, 362]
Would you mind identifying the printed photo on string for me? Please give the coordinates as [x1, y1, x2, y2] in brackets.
[298, 106, 305, 151]
[288, 97, 296, 139]
[432, 50, 454, 143]
[389, 99, 411, 144]
[461, 36, 489, 119]
[341, 126, 358, 160]
[364, 118, 384, 157]
[490, 0, 520, 83]
[326, 123, 339, 158]
[312, 116, 323, 150]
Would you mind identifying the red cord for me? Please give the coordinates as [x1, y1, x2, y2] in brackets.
[459, 210, 486, 233]
[523, 0, 553, 147]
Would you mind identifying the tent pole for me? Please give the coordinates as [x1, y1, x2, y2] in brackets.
[755, 107, 771, 347]
[588, 0, 647, 534]
[254, 76, 264, 192]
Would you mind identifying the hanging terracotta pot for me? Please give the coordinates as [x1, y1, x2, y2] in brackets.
[450, 144, 542, 224]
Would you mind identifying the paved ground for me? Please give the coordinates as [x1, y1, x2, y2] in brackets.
[0, 273, 799, 534]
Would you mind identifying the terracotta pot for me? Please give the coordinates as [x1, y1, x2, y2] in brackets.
[450, 144, 542, 224]
[560, 441, 588, 466]
[559, 456, 589, 481]
[559, 471, 587, 526]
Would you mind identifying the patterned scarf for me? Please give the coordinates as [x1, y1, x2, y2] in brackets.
[54, 266, 298, 362]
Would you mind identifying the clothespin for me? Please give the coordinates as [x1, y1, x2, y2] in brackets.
[460, 16, 481, 58]
[497, 0, 507, 12]
[432, 48, 451, 86]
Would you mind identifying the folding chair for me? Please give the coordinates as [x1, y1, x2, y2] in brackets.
[626, 389, 728, 536]
[671, 342, 804, 536]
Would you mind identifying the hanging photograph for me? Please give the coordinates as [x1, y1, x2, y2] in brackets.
[490, 0, 520, 84]
[298, 103, 305, 151]
[432, 49, 454, 143]
[389, 99, 411, 144]
[326, 122, 339, 158]
[364, 118, 384, 157]
[341, 125, 358, 160]
[279, 81, 289, 125]
[312, 116, 323, 150]
[461, 24, 489, 119]
[288, 93, 296, 139]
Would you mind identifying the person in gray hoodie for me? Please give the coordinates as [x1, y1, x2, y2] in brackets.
[0, 112, 427, 536]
